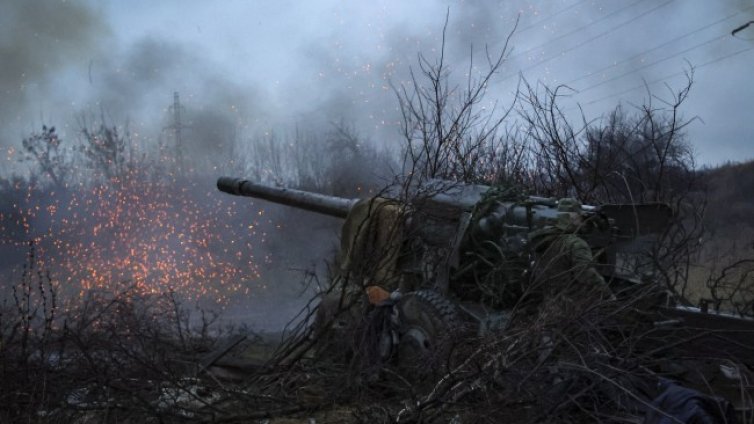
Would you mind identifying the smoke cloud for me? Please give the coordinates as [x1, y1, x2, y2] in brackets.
[0, 0, 108, 148]
[2, 0, 754, 329]
[4, 0, 752, 165]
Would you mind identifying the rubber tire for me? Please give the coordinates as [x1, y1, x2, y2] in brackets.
[395, 290, 459, 378]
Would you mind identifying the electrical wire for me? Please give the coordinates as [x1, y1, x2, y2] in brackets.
[565, 5, 754, 87]
[577, 45, 754, 108]
[504, 0, 649, 65]
[515, 0, 593, 35]
[575, 33, 728, 94]
[494, 0, 676, 86]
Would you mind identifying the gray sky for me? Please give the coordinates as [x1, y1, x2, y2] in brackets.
[2, 0, 753, 167]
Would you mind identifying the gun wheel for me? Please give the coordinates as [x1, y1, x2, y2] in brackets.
[396, 290, 460, 378]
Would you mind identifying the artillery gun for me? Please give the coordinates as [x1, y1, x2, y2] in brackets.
[217, 177, 676, 362]
[216, 176, 754, 419]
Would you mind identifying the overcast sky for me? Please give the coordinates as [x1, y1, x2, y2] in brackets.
[2, 0, 753, 168]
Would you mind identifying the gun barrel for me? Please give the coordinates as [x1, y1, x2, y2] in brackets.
[217, 177, 357, 219]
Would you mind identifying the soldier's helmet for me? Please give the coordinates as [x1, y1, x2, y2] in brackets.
[557, 198, 581, 213]
[554, 198, 582, 231]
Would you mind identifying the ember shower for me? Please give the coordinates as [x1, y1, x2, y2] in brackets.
[0, 160, 277, 307]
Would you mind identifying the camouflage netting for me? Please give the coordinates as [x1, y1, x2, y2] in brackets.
[339, 197, 405, 293]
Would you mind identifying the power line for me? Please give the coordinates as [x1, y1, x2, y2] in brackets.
[577, 45, 754, 108]
[574, 33, 728, 95]
[504, 0, 649, 66]
[503, 0, 676, 83]
[515, 0, 593, 35]
[566, 5, 754, 87]
[479, 0, 616, 60]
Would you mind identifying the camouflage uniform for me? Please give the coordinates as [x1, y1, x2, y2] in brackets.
[527, 198, 613, 318]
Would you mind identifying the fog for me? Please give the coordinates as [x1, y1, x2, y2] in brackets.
[1, 0, 753, 328]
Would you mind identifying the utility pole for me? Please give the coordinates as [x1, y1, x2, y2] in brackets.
[165, 92, 188, 172]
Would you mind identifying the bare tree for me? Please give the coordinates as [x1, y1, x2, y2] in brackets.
[394, 15, 519, 186]
[20, 125, 70, 187]
[79, 117, 132, 181]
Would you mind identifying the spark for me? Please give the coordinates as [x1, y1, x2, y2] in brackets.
[1, 163, 271, 308]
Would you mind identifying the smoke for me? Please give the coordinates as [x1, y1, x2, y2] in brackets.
[0, 2, 270, 169]
[288, 2, 527, 151]
[3, 0, 753, 329]
[2, 0, 752, 166]
[85, 37, 274, 167]
[0, 0, 108, 149]
[93, 38, 189, 120]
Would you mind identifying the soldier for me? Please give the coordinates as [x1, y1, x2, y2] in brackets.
[527, 198, 614, 322]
